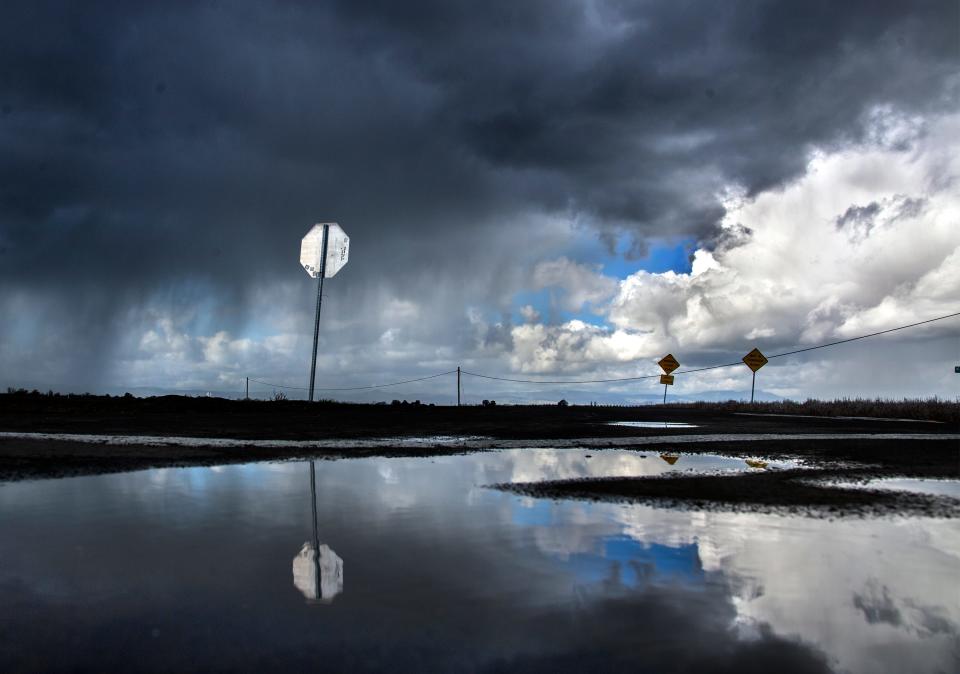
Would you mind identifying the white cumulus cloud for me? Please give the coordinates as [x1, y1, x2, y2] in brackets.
[508, 109, 960, 395]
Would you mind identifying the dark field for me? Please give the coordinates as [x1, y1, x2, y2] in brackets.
[1, 392, 956, 439]
[670, 397, 960, 423]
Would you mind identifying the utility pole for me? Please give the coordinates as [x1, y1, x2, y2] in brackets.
[457, 367, 461, 407]
[308, 226, 330, 402]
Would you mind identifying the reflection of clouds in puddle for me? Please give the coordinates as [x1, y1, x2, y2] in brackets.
[509, 495, 960, 674]
[608, 421, 698, 428]
[826, 478, 960, 499]
[397, 435, 492, 444]
[719, 516, 960, 674]
[470, 448, 799, 485]
[852, 578, 955, 638]
[4, 451, 958, 673]
[313, 449, 802, 525]
[500, 449, 657, 483]
[377, 464, 400, 485]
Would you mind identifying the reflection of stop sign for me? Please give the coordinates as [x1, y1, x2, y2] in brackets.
[293, 542, 344, 603]
[300, 223, 349, 278]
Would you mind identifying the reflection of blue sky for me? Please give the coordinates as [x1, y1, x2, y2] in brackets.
[3, 452, 958, 674]
[510, 498, 555, 528]
[567, 537, 704, 588]
[508, 494, 704, 590]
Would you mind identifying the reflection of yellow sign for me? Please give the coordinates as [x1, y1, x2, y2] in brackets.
[660, 374, 674, 385]
[742, 348, 768, 372]
[660, 454, 679, 465]
[658, 354, 680, 374]
[745, 459, 768, 469]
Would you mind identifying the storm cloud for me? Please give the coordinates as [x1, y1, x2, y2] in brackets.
[1, 1, 957, 396]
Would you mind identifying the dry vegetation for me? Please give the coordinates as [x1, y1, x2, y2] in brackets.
[671, 397, 959, 423]
[2, 389, 957, 425]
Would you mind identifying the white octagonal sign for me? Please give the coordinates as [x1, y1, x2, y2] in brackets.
[300, 223, 349, 278]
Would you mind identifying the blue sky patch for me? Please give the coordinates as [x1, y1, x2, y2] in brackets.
[511, 232, 696, 326]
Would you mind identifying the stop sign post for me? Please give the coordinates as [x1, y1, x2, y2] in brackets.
[300, 223, 350, 401]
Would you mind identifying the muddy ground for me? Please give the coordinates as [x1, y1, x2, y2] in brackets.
[499, 471, 960, 518]
[1, 395, 957, 516]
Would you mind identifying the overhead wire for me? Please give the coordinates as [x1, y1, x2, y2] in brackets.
[459, 370, 661, 384]
[765, 312, 960, 359]
[248, 311, 959, 391]
[462, 310, 960, 385]
[247, 378, 308, 390]
[311, 370, 457, 391]
[247, 370, 457, 392]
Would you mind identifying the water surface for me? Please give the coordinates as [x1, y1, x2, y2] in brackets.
[830, 477, 960, 499]
[607, 421, 698, 428]
[1, 449, 956, 673]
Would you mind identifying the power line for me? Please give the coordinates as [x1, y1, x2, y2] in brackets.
[765, 312, 960, 359]
[248, 311, 959, 392]
[247, 378, 308, 390]
[462, 310, 960, 385]
[247, 370, 457, 392]
[311, 370, 457, 391]
[671, 361, 744, 377]
[460, 370, 661, 384]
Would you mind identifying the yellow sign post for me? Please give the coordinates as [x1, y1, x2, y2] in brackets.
[742, 348, 768, 372]
[658, 354, 680, 404]
[742, 348, 768, 403]
[658, 354, 680, 374]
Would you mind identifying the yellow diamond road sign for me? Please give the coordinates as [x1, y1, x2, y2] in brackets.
[658, 354, 680, 374]
[742, 348, 768, 372]
[660, 374, 674, 385]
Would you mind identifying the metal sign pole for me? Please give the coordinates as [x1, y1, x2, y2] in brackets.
[741, 349, 767, 405]
[309, 460, 321, 600]
[308, 225, 330, 402]
[457, 367, 461, 406]
[663, 383, 668, 405]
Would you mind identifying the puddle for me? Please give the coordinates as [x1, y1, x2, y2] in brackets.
[379, 434, 492, 444]
[479, 448, 799, 482]
[0, 451, 956, 673]
[830, 478, 960, 499]
[607, 421, 698, 428]
[2, 431, 957, 450]
[735, 412, 945, 424]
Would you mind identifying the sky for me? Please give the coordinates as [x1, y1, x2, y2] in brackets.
[1, 0, 958, 403]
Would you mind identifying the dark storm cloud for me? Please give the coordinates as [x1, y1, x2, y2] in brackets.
[0, 0, 956, 385]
